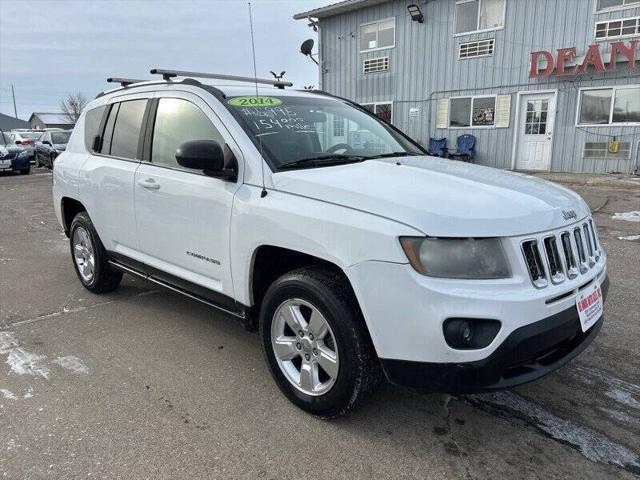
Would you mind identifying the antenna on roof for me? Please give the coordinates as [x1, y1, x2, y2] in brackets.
[248, 1, 268, 199]
[106, 77, 145, 87]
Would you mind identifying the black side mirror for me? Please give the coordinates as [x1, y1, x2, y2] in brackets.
[175, 140, 237, 180]
[43, 140, 51, 146]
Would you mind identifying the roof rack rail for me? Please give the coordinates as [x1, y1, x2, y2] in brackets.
[149, 68, 293, 89]
[106, 77, 146, 87]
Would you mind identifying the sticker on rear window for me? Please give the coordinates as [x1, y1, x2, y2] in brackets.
[228, 96, 283, 107]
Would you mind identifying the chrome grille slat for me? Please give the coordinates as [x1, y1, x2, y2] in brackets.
[521, 218, 602, 288]
[543, 236, 565, 284]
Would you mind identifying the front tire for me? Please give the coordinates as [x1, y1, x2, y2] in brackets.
[19, 166, 30, 175]
[69, 212, 122, 293]
[260, 267, 382, 418]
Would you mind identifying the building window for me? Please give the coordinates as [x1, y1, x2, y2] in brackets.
[449, 96, 496, 127]
[596, 0, 640, 12]
[459, 39, 495, 58]
[583, 141, 632, 160]
[361, 102, 393, 123]
[333, 116, 345, 137]
[595, 17, 640, 40]
[363, 56, 390, 74]
[577, 86, 640, 125]
[454, 0, 505, 36]
[360, 18, 395, 52]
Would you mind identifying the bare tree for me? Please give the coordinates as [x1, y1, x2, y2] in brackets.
[59, 92, 88, 124]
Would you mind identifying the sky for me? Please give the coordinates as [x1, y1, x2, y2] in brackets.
[0, 0, 334, 120]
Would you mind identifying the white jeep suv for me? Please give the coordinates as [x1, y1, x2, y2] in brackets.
[53, 75, 608, 418]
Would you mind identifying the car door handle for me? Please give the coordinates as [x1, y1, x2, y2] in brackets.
[137, 178, 160, 190]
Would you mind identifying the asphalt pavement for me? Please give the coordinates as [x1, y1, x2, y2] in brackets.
[1, 168, 639, 479]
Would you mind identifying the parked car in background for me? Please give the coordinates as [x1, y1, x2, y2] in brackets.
[0, 129, 31, 174]
[35, 130, 71, 168]
[9, 130, 42, 163]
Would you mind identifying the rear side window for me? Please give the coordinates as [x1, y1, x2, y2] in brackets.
[100, 104, 119, 155]
[110, 99, 147, 159]
[151, 98, 224, 169]
[84, 105, 107, 152]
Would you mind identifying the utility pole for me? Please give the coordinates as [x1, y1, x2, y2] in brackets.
[10, 84, 17, 118]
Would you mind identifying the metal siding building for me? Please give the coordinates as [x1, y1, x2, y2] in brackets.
[295, 0, 640, 173]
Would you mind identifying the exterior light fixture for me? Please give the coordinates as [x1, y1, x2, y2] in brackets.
[407, 4, 424, 23]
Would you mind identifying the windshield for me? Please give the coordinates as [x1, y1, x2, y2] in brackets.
[52, 131, 71, 144]
[21, 132, 43, 140]
[225, 95, 424, 169]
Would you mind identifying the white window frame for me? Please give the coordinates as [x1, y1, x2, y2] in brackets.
[594, 0, 640, 14]
[458, 38, 496, 59]
[594, 16, 640, 41]
[360, 101, 394, 123]
[575, 85, 640, 127]
[359, 17, 396, 53]
[453, 0, 506, 37]
[448, 95, 498, 129]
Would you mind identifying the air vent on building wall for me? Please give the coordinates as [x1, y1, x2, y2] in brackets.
[363, 57, 390, 74]
[459, 39, 495, 59]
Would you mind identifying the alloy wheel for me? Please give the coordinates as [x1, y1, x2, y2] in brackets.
[72, 226, 95, 282]
[271, 298, 339, 396]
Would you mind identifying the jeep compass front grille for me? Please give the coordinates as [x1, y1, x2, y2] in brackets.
[522, 219, 602, 289]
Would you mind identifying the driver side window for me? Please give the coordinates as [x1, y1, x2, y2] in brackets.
[151, 98, 225, 169]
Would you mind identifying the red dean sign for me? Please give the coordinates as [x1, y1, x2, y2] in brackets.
[530, 41, 638, 79]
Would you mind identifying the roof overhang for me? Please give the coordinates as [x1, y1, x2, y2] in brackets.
[293, 0, 389, 20]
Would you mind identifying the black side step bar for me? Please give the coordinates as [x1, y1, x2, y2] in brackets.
[108, 260, 246, 320]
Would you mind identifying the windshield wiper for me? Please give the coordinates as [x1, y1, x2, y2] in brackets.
[278, 154, 366, 171]
[363, 151, 422, 159]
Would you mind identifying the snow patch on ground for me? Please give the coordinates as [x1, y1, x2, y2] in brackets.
[571, 365, 640, 410]
[612, 211, 640, 222]
[0, 389, 16, 400]
[0, 332, 49, 379]
[1, 331, 88, 380]
[617, 235, 640, 241]
[599, 407, 640, 427]
[51, 356, 89, 375]
[468, 391, 640, 471]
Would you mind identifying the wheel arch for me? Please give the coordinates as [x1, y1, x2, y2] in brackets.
[245, 245, 359, 330]
[60, 197, 87, 237]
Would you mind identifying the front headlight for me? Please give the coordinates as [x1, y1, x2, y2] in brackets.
[18, 150, 28, 159]
[400, 237, 511, 279]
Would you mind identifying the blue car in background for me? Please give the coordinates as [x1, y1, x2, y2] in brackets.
[0, 130, 30, 175]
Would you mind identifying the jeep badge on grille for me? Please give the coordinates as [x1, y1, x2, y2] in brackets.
[562, 210, 578, 221]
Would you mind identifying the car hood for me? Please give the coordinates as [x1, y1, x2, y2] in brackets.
[0, 145, 22, 157]
[272, 156, 590, 237]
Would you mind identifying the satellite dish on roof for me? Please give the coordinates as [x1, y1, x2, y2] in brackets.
[300, 39, 314, 56]
[300, 39, 319, 66]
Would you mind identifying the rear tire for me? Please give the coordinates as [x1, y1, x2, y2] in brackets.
[20, 166, 30, 175]
[260, 266, 382, 418]
[69, 212, 122, 293]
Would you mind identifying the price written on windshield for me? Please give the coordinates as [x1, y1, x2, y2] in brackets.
[238, 105, 314, 132]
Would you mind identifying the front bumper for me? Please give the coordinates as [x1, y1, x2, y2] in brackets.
[381, 276, 608, 392]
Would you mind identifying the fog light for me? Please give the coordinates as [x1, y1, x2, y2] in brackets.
[443, 318, 501, 350]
